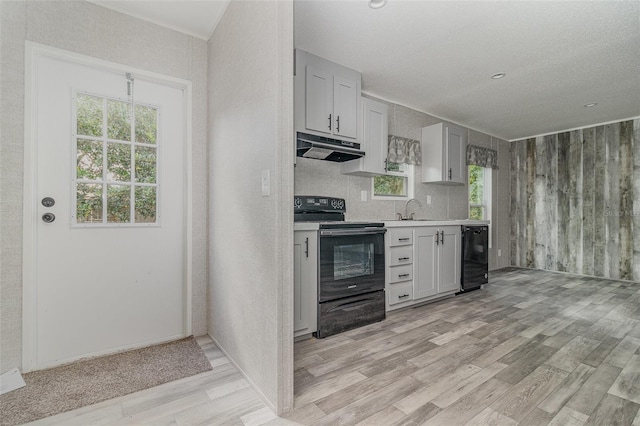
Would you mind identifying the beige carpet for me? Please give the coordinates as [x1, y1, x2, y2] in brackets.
[0, 337, 212, 426]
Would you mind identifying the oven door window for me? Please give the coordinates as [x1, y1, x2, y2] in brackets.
[334, 243, 374, 280]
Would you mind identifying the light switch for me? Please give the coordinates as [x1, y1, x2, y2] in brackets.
[361, 190, 367, 202]
[261, 169, 270, 197]
[498, 249, 502, 257]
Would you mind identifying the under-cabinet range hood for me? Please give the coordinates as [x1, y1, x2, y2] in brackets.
[296, 132, 365, 162]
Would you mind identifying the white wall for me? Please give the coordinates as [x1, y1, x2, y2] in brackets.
[0, 0, 208, 374]
[207, 0, 294, 414]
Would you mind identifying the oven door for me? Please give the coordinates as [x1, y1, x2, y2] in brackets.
[319, 228, 386, 302]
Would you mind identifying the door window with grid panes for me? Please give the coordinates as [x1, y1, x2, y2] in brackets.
[74, 92, 159, 225]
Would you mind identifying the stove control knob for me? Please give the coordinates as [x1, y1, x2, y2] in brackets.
[294, 197, 302, 209]
[337, 199, 344, 209]
[331, 199, 337, 208]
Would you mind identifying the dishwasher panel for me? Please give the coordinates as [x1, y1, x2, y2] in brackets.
[461, 226, 488, 292]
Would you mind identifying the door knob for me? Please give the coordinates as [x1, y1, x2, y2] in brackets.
[42, 197, 55, 207]
[42, 213, 56, 223]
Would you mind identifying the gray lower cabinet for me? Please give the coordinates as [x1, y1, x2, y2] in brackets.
[294, 230, 318, 337]
[386, 225, 461, 312]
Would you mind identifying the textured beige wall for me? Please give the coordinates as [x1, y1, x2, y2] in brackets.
[0, 0, 208, 374]
[207, 0, 294, 414]
[295, 95, 512, 270]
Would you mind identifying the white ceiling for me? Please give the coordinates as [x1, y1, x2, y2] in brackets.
[90, 0, 640, 141]
[89, 0, 230, 40]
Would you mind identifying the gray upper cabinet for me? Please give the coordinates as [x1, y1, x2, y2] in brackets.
[341, 97, 388, 176]
[421, 122, 467, 184]
[295, 49, 362, 142]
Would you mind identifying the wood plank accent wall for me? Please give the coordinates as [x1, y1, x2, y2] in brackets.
[511, 119, 639, 282]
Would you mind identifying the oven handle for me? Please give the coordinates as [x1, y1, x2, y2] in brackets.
[320, 228, 387, 237]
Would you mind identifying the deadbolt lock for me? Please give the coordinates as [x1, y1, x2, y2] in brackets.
[42, 213, 56, 223]
[42, 197, 55, 207]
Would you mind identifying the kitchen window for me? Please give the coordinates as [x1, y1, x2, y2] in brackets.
[372, 162, 414, 200]
[468, 165, 491, 220]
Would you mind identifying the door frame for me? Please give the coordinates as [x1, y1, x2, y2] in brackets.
[22, 42, 193, 372]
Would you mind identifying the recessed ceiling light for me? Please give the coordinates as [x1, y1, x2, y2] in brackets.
[491, 73, 506, 79]
[584, 102, 598, 107]
[368, 0, 387, 9]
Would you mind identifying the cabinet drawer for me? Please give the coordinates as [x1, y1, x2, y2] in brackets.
[389, 229, 413, 246]
[389, 245, 413, 266]
[389, 282, 413, 305]
[389, 264, 413, 283]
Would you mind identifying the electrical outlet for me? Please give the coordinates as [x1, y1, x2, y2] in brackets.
[427, 195, 432, 205]
[361, 190, 367, 202]
[261, 169, 270, 197]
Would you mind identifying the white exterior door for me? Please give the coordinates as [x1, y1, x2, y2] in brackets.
[24, 48, 188, 370]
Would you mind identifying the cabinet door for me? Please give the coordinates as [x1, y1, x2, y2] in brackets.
[414, 228, 438, 300]
[305, 65, 333, 135]
[333, 75, 358, 139]
[445, 125, 466, 184]
[438, 226, 461, 293]
[362, 98, 387, 174]
[294, 231, 318, 336]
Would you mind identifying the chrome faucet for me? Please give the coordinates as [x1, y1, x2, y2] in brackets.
[398, 198, 422, 220]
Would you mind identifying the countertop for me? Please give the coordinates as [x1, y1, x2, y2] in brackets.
[294, 219, 489, 231]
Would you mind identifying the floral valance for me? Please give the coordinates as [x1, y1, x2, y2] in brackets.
[467, 144, 499, 169]
[387, 135, 421, 166]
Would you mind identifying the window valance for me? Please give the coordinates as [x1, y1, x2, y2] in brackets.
[467, 144, 499, 169]
[388, 135, 421, 166]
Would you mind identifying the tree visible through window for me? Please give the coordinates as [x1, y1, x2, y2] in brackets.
[75, 93, 158, 225]
[373, 162, 411, 198]
[468, 165, 491, 220]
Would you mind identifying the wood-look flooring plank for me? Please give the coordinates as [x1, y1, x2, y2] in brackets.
[491, 364, 569, 422]
[603, 336, 640, 368]
[544, 335, 601, 373]
[394, 364, 482, 415]
[294, 371, 368, 408]
[494, 343, 558, 385]
[464, 407, 517, 426]
[566, 362, 622, 416]
[538, 363, 595, 415]
[472, 336, 529, 368]
[584, 394, 640, 426]
[608, 354, 640, 404]
[422, 378, 512, 426]
[581, 336, 622, 368]
[310, 376, 422, 426]
[548, 406, 589, 426]
[431, 362, 508, 409]
[353, 406, 406, 426]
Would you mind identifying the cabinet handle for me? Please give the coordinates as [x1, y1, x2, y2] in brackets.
[336, 115, 340, 132]
[398, 257, 410, 261]
[328, 114, 332, 130]
[440, 230, 444, 245]
[398, 238, 410, 242]
[435, 234, 439, 245]
[305, 237, 309, 258]
[449, 168, 452, 180]
[399, 294, 410, 299]
[398, 273, 410, 278]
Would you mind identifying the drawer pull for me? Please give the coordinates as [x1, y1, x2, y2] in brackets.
[398, 273, 410, 278]
[398, 294, 410, 299]
[398, 238, 410, 241]
[398, 257, 410, 261]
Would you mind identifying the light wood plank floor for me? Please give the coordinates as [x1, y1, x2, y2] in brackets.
[26, 268, 640, 425]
